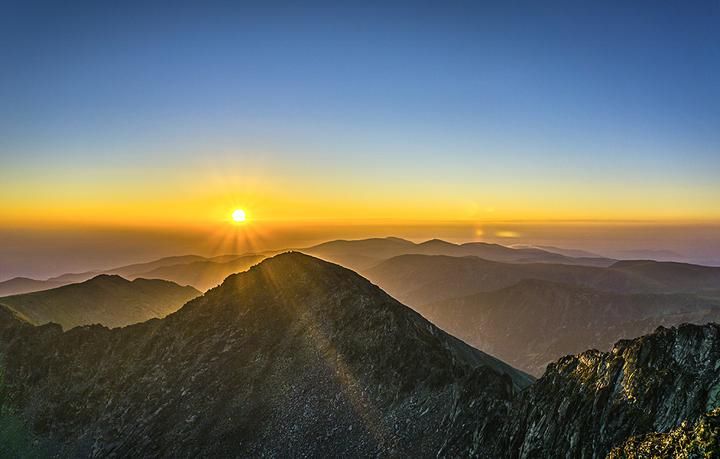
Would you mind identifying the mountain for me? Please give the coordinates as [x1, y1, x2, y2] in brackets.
[420, 279, 720, 375]
[610, 259, 720, 294]
[302, 237, 615, 272]
[0, 253, 532, 457]
[0, 277, 65, 297]
[614, 249, 689, 262]
[367, 254, 720, 307]
[106, 255, 210, 278]
[0, 254, 262, 295]
[132, 254, 266, 291]
[510, 243, 603, 258]
[0, 275, 200, 330]
[495, 323, 720, 457]
[1, 254, 719, 457]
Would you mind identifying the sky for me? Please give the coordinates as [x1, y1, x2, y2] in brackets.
[1, 1, 719, 278]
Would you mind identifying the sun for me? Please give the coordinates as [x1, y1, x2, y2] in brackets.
[231, 209, 247, 222]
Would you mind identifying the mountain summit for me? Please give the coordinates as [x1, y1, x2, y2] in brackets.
[0, 252, 531, 457]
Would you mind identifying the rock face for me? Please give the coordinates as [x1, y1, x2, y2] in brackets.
[0, 275, 200, 329]
[496, 323, 720, 458]
[420, 279, 720, 376]
[0, 252, 531, 457]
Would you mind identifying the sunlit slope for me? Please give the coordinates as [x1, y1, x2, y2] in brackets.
[134, 254, 265, 291]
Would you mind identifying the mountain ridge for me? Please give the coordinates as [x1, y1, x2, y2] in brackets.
[0, 274, 200, 330]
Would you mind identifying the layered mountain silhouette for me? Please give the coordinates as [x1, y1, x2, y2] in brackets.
[0, 254, 266, 295]
[302, 237, 615, 272]
[133, 254, 266, 291]
[0, 277, 66, 297]
[0, 253, 718, 456]
[0, 275, 200, 329]
[367, 254, 720, 306]
[420, 279, 720, 375]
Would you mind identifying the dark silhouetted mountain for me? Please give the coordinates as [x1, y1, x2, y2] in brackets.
[0, 274, 200, 330]
[0, 253, 531, 457]
[133, 254, 266, 291]
[420, 279, 720, 375]
[0, 277, 65, 297]
[302, 237, 616, 272]
[367, 254, 720, 307]
[495, 323, 720, 457]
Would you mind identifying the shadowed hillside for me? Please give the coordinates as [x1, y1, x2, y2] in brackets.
[420, 279, 720, 375]
[0, 275, 200, 329]
[367, 254, 720, 306]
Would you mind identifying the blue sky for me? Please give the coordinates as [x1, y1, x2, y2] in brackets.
[1, 0, 719, 222]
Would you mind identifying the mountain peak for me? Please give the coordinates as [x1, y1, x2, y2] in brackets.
[419, 238, 456, 246]
[88, 273, 130, 283]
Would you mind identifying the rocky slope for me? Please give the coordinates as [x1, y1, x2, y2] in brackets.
[421, 279, 720, 375]
[0, 275, 200, 329]
[0, 253, 531, 457]
[496, 323, 720, 457]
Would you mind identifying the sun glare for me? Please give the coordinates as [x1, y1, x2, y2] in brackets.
[232, 209, 247, 222]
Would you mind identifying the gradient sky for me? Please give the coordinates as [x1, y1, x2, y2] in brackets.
[1, 1, 720, 277]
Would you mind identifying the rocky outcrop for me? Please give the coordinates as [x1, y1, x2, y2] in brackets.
[496, 323, 720, 458]
[607, 408, 720, 458]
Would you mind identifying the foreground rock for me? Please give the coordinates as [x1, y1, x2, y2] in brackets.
[496, 323, 720, 457]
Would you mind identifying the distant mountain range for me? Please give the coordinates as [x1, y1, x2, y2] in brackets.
[0, 274, 199, 329]
[302, 237, 616, 272]
[10, 237, 720, 299]
[0, 254, 267, 295]
[420, 279, 720, 375]
[0, 253, 717, 456]
[366, 254, 720, 306]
